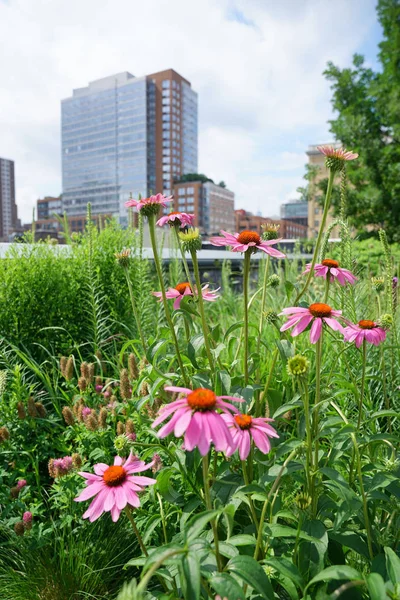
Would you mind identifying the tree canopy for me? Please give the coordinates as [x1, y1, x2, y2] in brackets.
[323, 0, 400, 241]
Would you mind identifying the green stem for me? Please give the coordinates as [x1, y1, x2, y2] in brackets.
[148, 214, 189, 386]
[173, 225, 195, 290]
[190, 249, 215, 376]
[295, 169, 335, 303]
[357, 339, 367, 431]
[256, 255, 270, 357]
[202, 454, 222, 571]
[261, 348, 279, 415]
[324, 276, 330, 303]
[311, 333, 323, 516]
[241, 459, 259, 529]
[300, 380, 313, 494]
[124, 267, 148, 353]
[125, 506, 148, 556]
[243, 251, 251, 386]
[136, 549, 183, 595]
[157, 492, 168, 544]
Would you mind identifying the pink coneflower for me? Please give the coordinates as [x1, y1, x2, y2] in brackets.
[343, 320, 386, 348]
[317, 145, 359, 161]
[152, 282, 219, 310]
[125, 193, 173, 212]
[152, 386, 244, 455]
[280, 303, 344, 343]
[75, 452, 156, 522]
[17, 479, 27, 490]
[156, 211, 195, 228]
[222, 414, 279, 460]
[210, 230, 285, 258]
[303, 259, 357, 286]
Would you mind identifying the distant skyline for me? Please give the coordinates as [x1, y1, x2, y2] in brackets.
[0, 0, 382, 224]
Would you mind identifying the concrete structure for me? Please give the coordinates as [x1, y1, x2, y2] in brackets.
[0, 157, 19, 240]
[61, 70, 197, 226]
[306, 144, 341, 239]
[281, 199, 308, 227]
[173, 180, 234, 235]
[235, 209, 308, 239]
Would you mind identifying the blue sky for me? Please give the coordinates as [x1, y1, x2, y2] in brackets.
[0, 0, 382, 223]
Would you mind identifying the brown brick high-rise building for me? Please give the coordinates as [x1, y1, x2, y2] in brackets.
[235, 209, 307, 239]
[0, 157, 19, 240]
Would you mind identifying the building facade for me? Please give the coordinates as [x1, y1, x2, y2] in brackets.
[61, 69, 197, 225]
[0, 157, 18, 240]
[37, 196, 62, 221]
[173, 180, 234, 235]
[280, 199, 308, 227]
[306, 144, 341, 239]
[235, 209, 308, 239]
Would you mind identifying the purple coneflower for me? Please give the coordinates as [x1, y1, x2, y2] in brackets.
[210, 230, 285, 258]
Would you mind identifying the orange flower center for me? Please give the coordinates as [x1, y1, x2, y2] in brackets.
[321, 259, 339, 268]
[187, 388, 217, 411]
[234, 414, 253, 430]
[358, 319, 376, 329]
[175, 282, 192, 295]
[103, 465, 127, 487]
[237, 230, 261, 245]
[309, 303, 332, 318]
[169, 211, 181, 216]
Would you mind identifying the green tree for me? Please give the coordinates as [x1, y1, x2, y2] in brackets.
[323, 0, 400, 241]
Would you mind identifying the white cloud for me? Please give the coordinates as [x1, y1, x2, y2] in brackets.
[0, 0, 378, 223]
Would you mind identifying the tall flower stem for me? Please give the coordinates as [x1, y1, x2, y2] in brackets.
[173, 226, 195, 290]
[190, 249, 215, 376]
[356, 339, 367, 431]
[241, 460, 259, 528]
[296, 169, 335, 303]
[256, 254, 270, 357]
[299, 380, 313, 494]
[202, 454, 222, 571]
[324, 277, 330, 303]
[157, 492, 168, 544]
[125, 506, 148, 556]
[260, 348, 279, 416]
[124, 267, 148, 353]
[243, 251, 251, 385]
[148, 214, 189, 386]
[311, 334, 323, 516]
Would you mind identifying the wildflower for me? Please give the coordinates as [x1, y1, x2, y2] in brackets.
[267, 274, 280, 288]
[23, 511, 33, 530]
[139, 380, 149, 397]
[114, 434, 133, 455]
[317, 145, 359, 171]
[265, 310, 278, 324]
[303, 258, 357, 286]
[280, 303, 344, 343]
[88, 363, 95, 383]
[95, 384, 103, 394]
[14, 521, 25, 536]
[17, 402, 26, 419]
[152, 386, 244, 455]
[343, 320, 386, 348]
[85, 414, 99, 431]
[60, 356, 67, 377]
[152, 282, 219, 310]
[65, 357, 74, 381]
[287, 355, 310, 378]
[210, 230, 285, 258]
[120, 369, 131, 400]
[126, 432, 136, 442]
[80, 362, 90, 381]
[125, 419, 135, 434]
[0, 426, 10, 443]
[128, 354, 138, 380]
[178, 228, 202, 252]
[99, 408, 108, 429]
[117, 421, 125, 436]
[27, 397, 38, 418]
[49, 456, 74, 478]
[296, 492, 312, 511]
[125, 193, 173, 217]
[371, 277, 385, 293]
[78, 376, 87, 391]
[72, 453, 82, 469]
[35, 402, 47, 418]
[17, 479, 27, 490]
[393, 276, 398, 288]
[222, 414, 279, 460]
[62, 406, 75, 426]
[75, 452, 156, 522]
[115, 249, 131, 268]
[262, 223, 280, 241]
[82, 407, 92, 418]
[378, 314, 393, 329]
[157, 211, 195, 228]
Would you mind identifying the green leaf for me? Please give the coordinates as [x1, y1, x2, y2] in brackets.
[384, 546, 400, 585]
[264, 557, 304, 591]
[209, 573, 246, 600]
[156, 468, 185, 505]
[217, 542, 239, 559]
[273, 401, 302, 419]
[305, 565, 362, 592]
[186, 509, 221, 542]
[181, 551, 200, 600]
[227, 555, 275, 599]
[298, 520, 328, 581]
[224, 321, 244, 340]
[365, 573, 386, 600]
[228, 534, 256, 546]
[215, 369, 231, 395]
[329, 531, 370, 559]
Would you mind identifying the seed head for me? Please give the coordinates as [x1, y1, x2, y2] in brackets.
[139, 380, 149, 397]
[120, 369, 131, 399]
[267, 274, 280, 288]
[65, 357, 74, 381]
[116, 421, 125, 436]
[371, 277, 385, 293]
[125, 419, 135, 434]
[128, 353, 138, 380]
[115, 248, 131, 268]
[179, 228, 202, 253]
[35, 402, 47, 418]
[17, 402, 26, 419]
[378, 313, 393, 329]
[88, 363, 95, 383]
[14, 521, 25, 536]
[99, 407, 108, 429]
[72, 453, 83, 469]
[85, 414, 99, 431]
[62, 406, 75, 426]
[287, 355, 310, 378]
[59, 356, 67, 377]
[27, 397, 38, 418]
[80, 362, 90, 381]
[78, 377, 87, 391]
[0, 426, 10, 443]
[262, 223, 280, 240]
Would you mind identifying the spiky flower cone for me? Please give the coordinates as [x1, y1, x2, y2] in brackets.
[128, 353, 138, 380]
[119, 369, 130, 400]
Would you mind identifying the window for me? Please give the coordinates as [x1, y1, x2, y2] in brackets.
[162, 80, 170, 88]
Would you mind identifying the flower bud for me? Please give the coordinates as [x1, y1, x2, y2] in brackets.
[60, 356, 67, 377]
[99, 407, 108, 429]
[17, 479, 27, 490]
[179, 228, 202, 253]
[115, 249, 131, 268]
[267, 274, 280, 288]
[78, 376, 87, 391]
[0, 426, 10, 443]
[10, 486, 20, 499]
[287, 355, 310, 378]
[80, 362, 90, 381]
[125, 419, 135, 434]
[265, 310, 279, 324]
[27, 397, 38, 418]
[65, 357, 74, 381]
[296, 492, 312, 510]
[85, 414, 99, 431]
[378, 314, 393, 329]
[152, 453, 162, 474]
[371, 277, 385, 293]
[88, 363, 95, 383]
[23, 511, 33, 530]
[262, 223, 280, 240]
[114, 434, 132, 455]
[139, 380, 149, 397]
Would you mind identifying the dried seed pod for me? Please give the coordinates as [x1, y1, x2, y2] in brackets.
[48, 459, 56, 478]
[27, 397, 38, 418]
[14, 521, 25, 536]
[60, 356, 67, 377]
[17, 402, 26, 419]
[62, 406, 75, 426]
[65, 357, 74, 381]
[139, 380, 149, 397]
[80, 362, 90, 381]
[116, 421, 125, 435]
[35, 402, 47, 418]
[125, 419, 135, 434]
[99, 407, 108, 429]
[10, 486, 20, 499]
[85, 414, 99, 431]
[128, 353, 138, 380]
[282, 410, 292, 420]
[120, 369, 130, 400]
[72, 453, 82, 469]
[87, 363, 95, 383]
[95, 376, 102, 388]
[78, 377, 87, 392]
